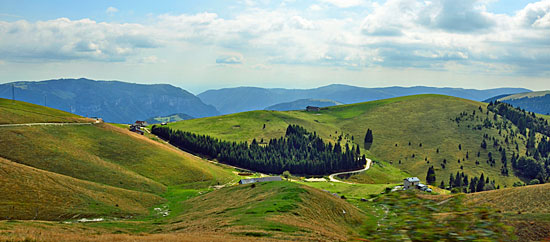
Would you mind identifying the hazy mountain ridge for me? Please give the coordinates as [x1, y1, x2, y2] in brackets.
[265, 98, 342, 111]
[484, 91, 550, 115]
[199, 84, 531, 114]
[0, 78, 219, 123]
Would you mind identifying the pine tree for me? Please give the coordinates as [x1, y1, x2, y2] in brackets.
[364, 129, 373, 143]
[477, 173, 486, 192]
[426, 166, 436, 185]
[469, 177, 477, 193]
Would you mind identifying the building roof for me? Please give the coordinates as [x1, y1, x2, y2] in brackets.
[404, 177, 420, 182]
[239, 176, 282, 184]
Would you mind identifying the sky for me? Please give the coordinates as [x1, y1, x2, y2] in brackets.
[0, 0, 549, 94]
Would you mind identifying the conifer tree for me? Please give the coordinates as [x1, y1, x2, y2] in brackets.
[364, 129, 373, 143]
[477, 173, 486, 192]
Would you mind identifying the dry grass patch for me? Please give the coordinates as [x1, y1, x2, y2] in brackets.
[466, 183, 550, 214]
[0, 222, 281, 242]
[0, 157, 163, 220]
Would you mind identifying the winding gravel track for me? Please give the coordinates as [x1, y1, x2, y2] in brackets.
[328, 158, 372, 184]
[0, 120, 100, 127]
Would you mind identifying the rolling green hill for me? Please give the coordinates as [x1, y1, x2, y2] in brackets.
[157, 181, 367, 241]
[0, 98, 90, 124]
[464, 183, 550, 242]
[167, 94, 541, 187]
[0, 157, 163, 220]
[0, 99, 236, 220]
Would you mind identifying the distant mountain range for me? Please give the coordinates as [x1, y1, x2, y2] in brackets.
[265, 98, 342, 111]
[485, 91, 550, 115]
[0, 78, 219, 123]
[0, 79, 533, 122]
[198, 85, 531, 114]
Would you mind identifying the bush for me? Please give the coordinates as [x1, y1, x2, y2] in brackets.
[529, 179, 540, 185]
[282, 171, 291, 179]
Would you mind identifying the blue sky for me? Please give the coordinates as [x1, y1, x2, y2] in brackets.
[0, 0, 549, 93]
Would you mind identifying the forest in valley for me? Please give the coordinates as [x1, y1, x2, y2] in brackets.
[152, 124, 366, 175]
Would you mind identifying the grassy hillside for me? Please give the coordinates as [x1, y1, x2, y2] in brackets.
[464, 184, 550, 241]
[466, 183, 550, 214]
[0, 124, 235, 194]
[162, 181, 366, 241]
[0, 157, 163, 220]
[0, 98, 90, 124]
[0, 181, 370, 241]
[0, 99, 237, 220]
[168, 94, 534, 187]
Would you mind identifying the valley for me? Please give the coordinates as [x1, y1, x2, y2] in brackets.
[1, 94, 550, 241]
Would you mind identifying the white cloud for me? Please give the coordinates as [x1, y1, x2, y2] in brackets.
[0, 0, 549, 77]
[319, 0, 365, 8]
[515, 0, 550, 28]
[106, 7, 119, 15]
[216, 52, 244, 64]
[251, 64, 271, 70]
[308, 4, 323, 11]
[0, 18, 158, 62]
[140, 55, 159, 64]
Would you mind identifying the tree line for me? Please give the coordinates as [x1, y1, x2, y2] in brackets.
[436, 171, 497, 193]
[488, 101, 550, 136]
[152, 124, 366, 175]
[488, 101, 550, 183]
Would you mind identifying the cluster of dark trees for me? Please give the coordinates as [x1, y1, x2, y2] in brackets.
[152, 124, 365, 175]
[487, 101, 550, 183]
[488, 101, 550, 136]
[426, 166, 436, 185]
[441, 172, 496, 193]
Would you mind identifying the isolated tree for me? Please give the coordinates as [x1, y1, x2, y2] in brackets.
[426, 166, 436, 185]
[364, 129, 373, 143]
[440, 180, 445, 189]
[459, 144, 462, 150]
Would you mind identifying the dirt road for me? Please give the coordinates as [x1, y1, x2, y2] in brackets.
[328, 158, 372, 184]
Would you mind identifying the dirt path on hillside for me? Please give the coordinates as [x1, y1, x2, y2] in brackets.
[0, 122, 93, 127]
[328, 158, 372, 184]
[0, 120, 100, 127]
